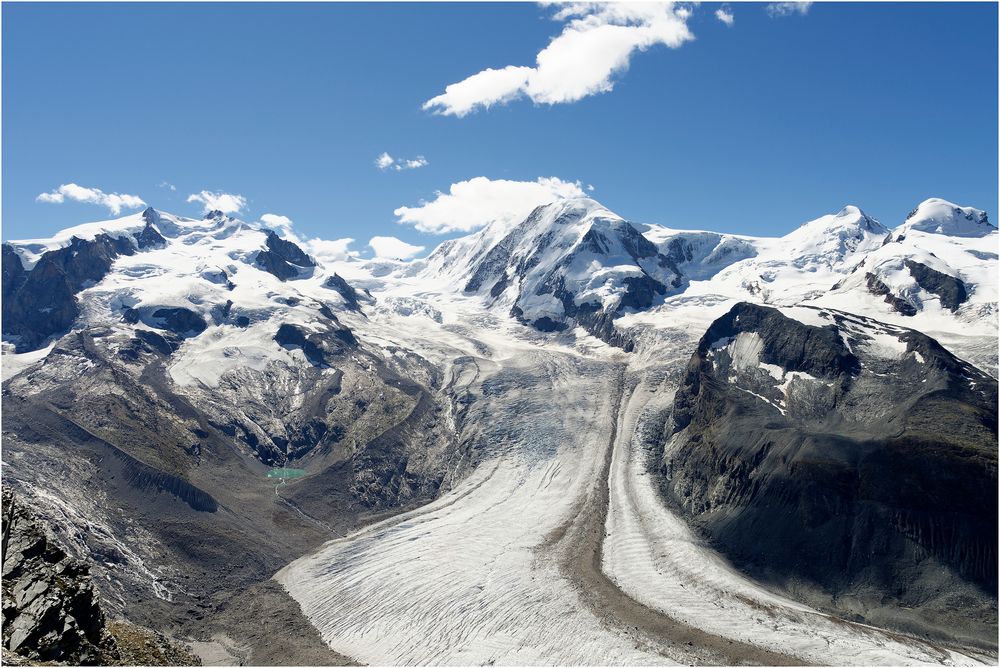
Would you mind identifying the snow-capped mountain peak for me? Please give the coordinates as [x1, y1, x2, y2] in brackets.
[2, 208, 364, 386]
[420, 197, 677, 346]
[780, 204, 889, 262]
[896, 197, 994, 238]
[534, 196, 620, 223]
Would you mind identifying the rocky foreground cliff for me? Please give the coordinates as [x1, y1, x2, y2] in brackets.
[2, 488, 200, 665]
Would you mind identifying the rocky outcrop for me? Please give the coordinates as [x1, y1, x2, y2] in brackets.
[323, 273, 369, 312]
[865, 272, 917, 316]
[3, 488, 112, 664]
[905, 259, 968, 311]
[2, 489, 200, 665]
[274, 322, 356, 367]
[660, 303, 997, 640]
[255, 231, 316, 281]
[150, 307, 208, 336]
[135, 208, 168, 249]
[2, 235, 135, 352]
[2, 245, 27, 304]
[134, 329, 181, 356]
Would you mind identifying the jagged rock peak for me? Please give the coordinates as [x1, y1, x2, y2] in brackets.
[141, 206, 160, 225]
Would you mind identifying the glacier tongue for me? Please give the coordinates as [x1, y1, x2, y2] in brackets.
[276, 283, 986, 665]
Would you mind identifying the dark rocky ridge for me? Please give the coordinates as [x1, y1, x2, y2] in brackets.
[862, 259, 970, 316]
[255, 231, 316, 281]
[905, 259, 968, 311]
[150, 307, 209, 337]
[659, 302, 997, 645]
[2, 489, 199, 666]
[865, 272, 918, 316]
[274, 322, 357, 367]
[2, 488, 111, 664]
[2, 235, 135, 352]
[323, 273, 371, 312]
[136, 208, 168, 249]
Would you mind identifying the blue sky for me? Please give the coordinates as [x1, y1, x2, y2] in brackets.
[3, 2, 997, 256]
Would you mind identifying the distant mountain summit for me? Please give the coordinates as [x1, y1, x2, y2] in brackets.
[414, 195, 996, 355]
[898, 198, 994, 238]
[425, 198, 683, 348]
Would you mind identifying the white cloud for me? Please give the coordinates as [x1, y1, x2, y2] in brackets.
[259, 213, 294, 231]
[36, 183, 146, 215]
[158, 181, 177, 191]
[303, 237, 359, 263]
[187, 190, 247, 214]
[369, 236, 426, 260]
[715, 6, 734, 26]
[423, 3, 694, 116]
[36, 192, 64, 204]
[376, 152, 429, 171]
[766, 2, 812, 17]
[401, 157, 429, 170]
[424, 67, 533, 117]
[393, 176, 587, 234]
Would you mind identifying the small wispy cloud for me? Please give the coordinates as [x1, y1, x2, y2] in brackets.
[766, 2, 812, 17]
[369, 236, 426, 260]
[376, 152, 429, 171]
[715, 6, 735, 26]
[158, 181, 177, 192]
[394, 176, 587, 234]
[187, 190, 247, 214]
[304, 237, 359, 263]
[36, 183, 146, 215]
[259, 213, 294, 231]
[423, 3, 694, 117]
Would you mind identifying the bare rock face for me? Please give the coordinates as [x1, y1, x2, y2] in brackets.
[2, 234, 136, 352]
[255, 231, 316, 281]
[904, 259, 968, 312]
[660, 302, 997, 642]
[2, 488, 110, 664]
[1, 489, 202, 666]
[150, 307, 208, 337]
[323, 273, 371, 312]
[136, 208, 168, 249]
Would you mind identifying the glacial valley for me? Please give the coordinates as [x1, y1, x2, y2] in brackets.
[2, 197, 996, 665]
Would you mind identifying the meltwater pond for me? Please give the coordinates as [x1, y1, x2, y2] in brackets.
[267, 468, 306, 479]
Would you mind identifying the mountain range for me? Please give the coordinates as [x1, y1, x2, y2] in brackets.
[2, 196, 996, 665]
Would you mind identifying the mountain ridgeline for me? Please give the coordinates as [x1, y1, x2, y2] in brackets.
[425, 197, 996, 358]
[1, 195, 996, 660]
